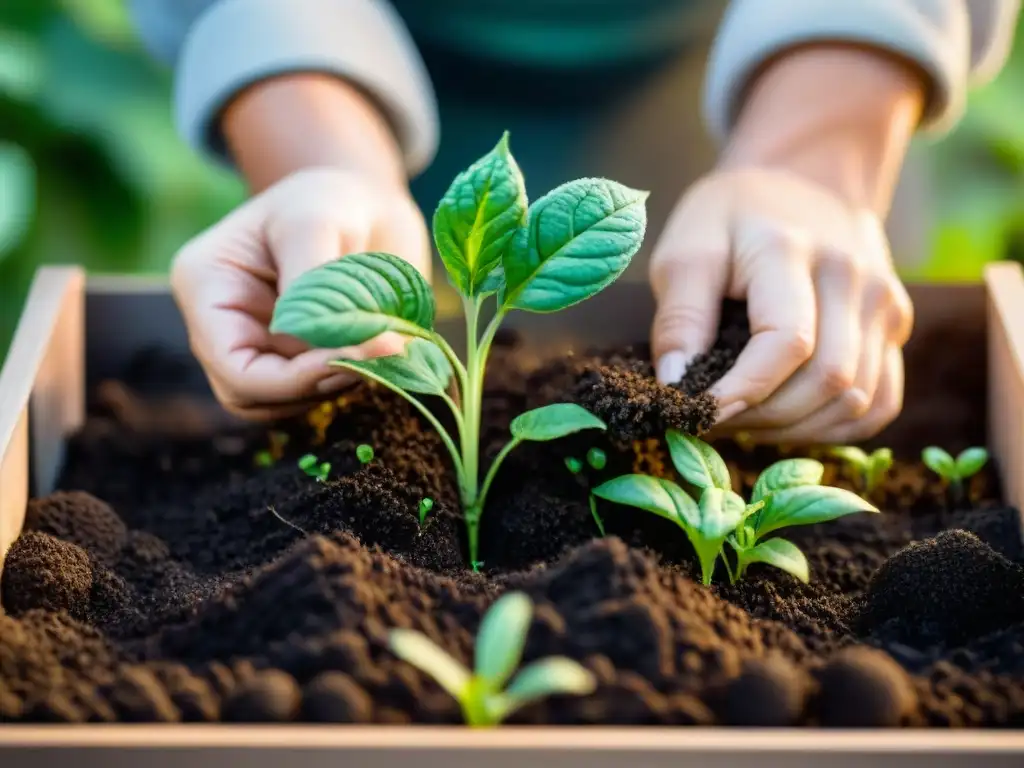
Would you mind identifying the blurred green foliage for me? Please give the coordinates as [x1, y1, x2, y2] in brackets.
[0, 2, 1022, 364]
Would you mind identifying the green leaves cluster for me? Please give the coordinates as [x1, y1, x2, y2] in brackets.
[829, 446, 893, 496]
[271, 133, 647, 570]
[388, 592, 595, 727]
[593, 432, 878, 585]
[298, 453, 330, 483]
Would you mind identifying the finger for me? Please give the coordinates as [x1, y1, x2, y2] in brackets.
[271, 216, 370, 292]
[722, 252, 863, 429]
[709, 231, 817, 422]
[650, 255, 730, 385]
[829, 345, 904, 443]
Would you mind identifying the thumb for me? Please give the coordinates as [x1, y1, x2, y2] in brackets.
[650, 253, 729, 385]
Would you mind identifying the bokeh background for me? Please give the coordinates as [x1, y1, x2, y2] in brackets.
[2, 1, 1023, 363]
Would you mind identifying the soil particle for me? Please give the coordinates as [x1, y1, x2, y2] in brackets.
[222, 670, 302, 722]
[23, 491, 127, 566]
[860, 530, 1024, 646]
[719, 654, 808, 726]
[816, 647, 916, 727]
[302, 671, 374, 722]
[2, 532, 94, 617]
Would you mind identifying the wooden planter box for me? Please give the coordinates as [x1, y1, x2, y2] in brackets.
[2, 264, 1024, 765]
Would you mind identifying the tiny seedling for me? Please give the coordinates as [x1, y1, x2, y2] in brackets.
[254, 450, 274, 468]
[829, 446, 893, 497]
[356, 444, 375, 464]
[593, 432, 878, 585]
[388, 592, 595, 727]
[564, 451, 608, 536]
[418, 497, 434, 525]
[272, 133, 645, 570]
[298, 453, 330, 483]
[922, 446, 989, 501]
[564, 456, 583, 475]
[586, 447, 607, 471]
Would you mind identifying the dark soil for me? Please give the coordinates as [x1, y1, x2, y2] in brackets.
[3, 300, 1024, 727]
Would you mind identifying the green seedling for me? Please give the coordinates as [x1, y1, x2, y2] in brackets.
[272, 133, 645, 570]
[564, 451, 607, 536]
[829, 446, 893, 496]
[419, 497, 434, 525]
[254, 450, 274, 468]
[356, 444, 375, 464]
[593, 432, 878, 585]
[586, 447, 607, 471]
[588, 494, 606, 537]
[922, 446, 989, 501]
[298, 453, 330, 483]
[388, 592, 595, 727]
[564, 456, 583, 474]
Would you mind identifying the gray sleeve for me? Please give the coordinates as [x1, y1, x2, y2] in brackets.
[126, 0, 439, 175]
[702, 0, 1022, 143]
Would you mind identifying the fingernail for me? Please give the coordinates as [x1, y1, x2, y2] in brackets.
[316, 373, 354, 394]
[716, 401, 748, 424]
[656, 351, 691, 385]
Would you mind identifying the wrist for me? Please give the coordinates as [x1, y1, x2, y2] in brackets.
[222, 73, 408, 194]
[719, 44, 926, 215]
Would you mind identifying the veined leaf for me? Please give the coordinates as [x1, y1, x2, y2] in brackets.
[755, 485, 878, 539]
[271, 252, 434, 348]
[501, 178, 647, 312]
[509, 403, 606, 442]
[592, 475, 699, 530]
[697, 487, 746, 541]
[750, 459, 824, 505]
[739, 538, 809, 583]
[333, 338, 451, 395]
[666, 431, 732, 491]
[433, 132, 527, 297]
[474, 592, 532, 688]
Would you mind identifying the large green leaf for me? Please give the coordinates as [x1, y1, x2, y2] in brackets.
[755, 485, 877, 539]
[433, 132, 526, 297]
[271, 252, 435, 348]
[665, 431, 732, 491]
[750, 458, 823, 505]
[333, 338, 451, 395]
[474, 592, 532, 687]
[591, 475, 699, 529]
[509, 403, 606, 442]
[738, 538, 809, 583]
[501, 178, 647, 312]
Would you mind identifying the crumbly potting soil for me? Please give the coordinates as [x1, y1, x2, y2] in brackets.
[3, 300, 1024, 727]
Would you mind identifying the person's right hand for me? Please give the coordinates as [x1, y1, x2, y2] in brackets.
[170, 167, 431, 419]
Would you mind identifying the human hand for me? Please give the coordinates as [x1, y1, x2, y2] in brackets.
[650, 46, 924, 444]
[170, 168, 431, 419]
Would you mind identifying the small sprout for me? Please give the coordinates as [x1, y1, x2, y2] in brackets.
[254, 450, 274, 468]
[593, 431, 877, 586]
[829, 446, 893, 496]
[419, 497, 434, 525]
[588, 494, 606, 537]
[922, 446, 988, 499]
[564, 456, 583, 475]
[356, 444, 375, 464]
[298, 453, 331, 482]
[388, 592, 595, 727]
[586, 447, 607, 471]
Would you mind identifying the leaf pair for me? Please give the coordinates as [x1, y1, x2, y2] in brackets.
[922, 446, 989, 484]
[389, 592, 595, 726]
[593, 432, 877, 585]
[829, 446, 893, 495]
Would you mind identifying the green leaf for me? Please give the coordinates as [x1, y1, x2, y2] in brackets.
[501, 178, 648, 312]
[665, 431, 732, 491]
[475, 592, 532, 688]
[829, 446, 868, 468]
[739, 538, 809, 583]
[866, 448, 894, 490]
[488, 657, 595, 722]
[922, 446, 957, 479]
[0, 142, 35, 262]
[509, 403, 607, 442]
[389, 629, 470, 699]
[750, 459, 824, 505]
[592, 475, 699, 530]
[270, 252, 435, 348]
[335, 338, 452, 396]
[697, 487, 747, 541]
[433, 132, 527, 297]
[955, 447, 989, 478]
[755, 485, 878, 539]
